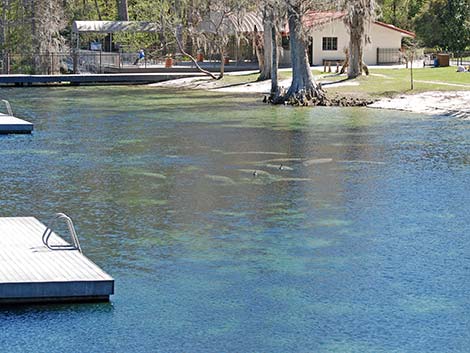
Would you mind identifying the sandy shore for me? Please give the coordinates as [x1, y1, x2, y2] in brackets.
[149, 75, 290, 93]
[150, 73, 470, 119]
[369, 91, 470, 119]
[149, 73, 358, 93]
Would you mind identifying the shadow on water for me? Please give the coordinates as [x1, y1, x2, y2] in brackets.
[0, 301, 114, 315]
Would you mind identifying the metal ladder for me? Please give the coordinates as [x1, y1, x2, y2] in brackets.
[42, 213, 82, 253]
[1, 99, 13, 116]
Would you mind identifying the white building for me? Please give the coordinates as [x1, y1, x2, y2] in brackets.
[280, 11, 415, 66]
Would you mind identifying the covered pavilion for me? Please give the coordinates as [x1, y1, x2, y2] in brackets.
[71, 20, 160, 72]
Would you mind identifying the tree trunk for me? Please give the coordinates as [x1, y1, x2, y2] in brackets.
[280, 3, 325, 105]
[30, 0, 65, 74]
[258, 10, 272, 81]
[117, 0, 128, 21]
[348, 13, 363, 79]
[253, 25, 264, 74]
[219, 46, 225, 79]
[340, 48, 349, 74]
[0, 0, 7, 74]
[94, 0, 102, 20]
[270, 22, 279, 98]
[31, 0, 39, 74]
[346, 0, 375, 79]
[160, 13, 167, 55]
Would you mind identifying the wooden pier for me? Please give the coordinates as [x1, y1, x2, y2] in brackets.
[0, 113, 33, 134]
[0, 217, 114, 304]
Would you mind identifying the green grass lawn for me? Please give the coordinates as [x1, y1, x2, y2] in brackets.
[210, 66, 470, 99]
[318, 66, 470, 98]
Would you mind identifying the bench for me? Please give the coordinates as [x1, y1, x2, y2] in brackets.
[322, 59, 345, 73]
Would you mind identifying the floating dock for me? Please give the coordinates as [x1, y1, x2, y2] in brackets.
[0, 217, 114, 304]
[0, 113, 33, 134]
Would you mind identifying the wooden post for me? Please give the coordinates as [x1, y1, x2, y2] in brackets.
[410, 50, 414, 90]
[328, 61, 331, 73]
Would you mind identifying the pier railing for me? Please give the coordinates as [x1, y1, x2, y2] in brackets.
[1, 100, 13, 116]
[42, 213, 82, 253]
[0, 50, 161, 75]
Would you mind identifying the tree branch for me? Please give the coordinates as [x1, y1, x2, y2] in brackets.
[174, 28, 221, 80]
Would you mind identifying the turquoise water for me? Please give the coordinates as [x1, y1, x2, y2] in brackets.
[0, 86, 469, 353]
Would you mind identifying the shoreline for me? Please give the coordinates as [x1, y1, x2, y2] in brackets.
[368, 91, 470, 119]
[150, 73, 470, 119]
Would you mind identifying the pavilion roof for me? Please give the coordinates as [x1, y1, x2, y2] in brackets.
[198, 11, 263, 34]
[72, 21, 160, 33]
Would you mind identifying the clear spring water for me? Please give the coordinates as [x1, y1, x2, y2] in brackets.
[0, 86, 469, 353]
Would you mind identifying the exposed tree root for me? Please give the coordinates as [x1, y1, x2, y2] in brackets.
[269, 84, 328, 106]
[265, 88, 375, 107]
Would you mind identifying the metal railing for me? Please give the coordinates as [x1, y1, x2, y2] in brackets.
[451, 52, 470, 66]
[1, 52, 69, 75]
[42, 213, 82, 253]
[1, 50, 257, 74]
[1, 100, 13, 116]
[0, 50, 160, 75]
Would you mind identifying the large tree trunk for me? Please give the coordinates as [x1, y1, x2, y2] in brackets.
[345, 0, 376, 78]
[281, 3, 325, 105]
[31, 0, 65, 74]
[348, 10, 364, 79]
[258, 10, 272, 81]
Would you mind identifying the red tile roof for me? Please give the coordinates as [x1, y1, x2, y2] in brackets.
[304, 11, 346, 27]
[373, 21, 416, 37]
[285, 11, 416, 38]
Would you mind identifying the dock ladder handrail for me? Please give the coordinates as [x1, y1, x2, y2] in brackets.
[1, 99, 13, 116]
[42, 213, 82, 253]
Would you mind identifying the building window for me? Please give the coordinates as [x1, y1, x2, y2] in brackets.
[322, 37, 338, 51]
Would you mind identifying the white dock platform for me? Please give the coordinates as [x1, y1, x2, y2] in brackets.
[0, 217, 114, 304]
[0, 113, 33, 134]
